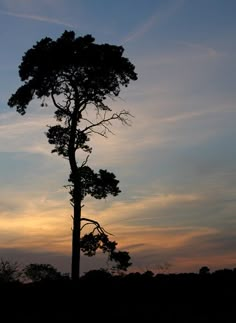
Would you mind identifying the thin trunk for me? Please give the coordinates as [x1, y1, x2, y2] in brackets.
[69, 96, 81, 281]
[71, 186, 81, 281]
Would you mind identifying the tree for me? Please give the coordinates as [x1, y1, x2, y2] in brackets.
[8, 30, 137, 281]
[0, 259, 21, 283]
[199, 266, 210, 275]
[24, 263, 62, 282]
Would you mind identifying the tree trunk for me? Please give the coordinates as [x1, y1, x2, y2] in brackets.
[70, 170, 82, 281]
[71, 195, 81, 281]
[69, 100, 82, 281]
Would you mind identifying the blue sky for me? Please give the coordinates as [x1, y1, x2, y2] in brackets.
[0, 0, 236, 275]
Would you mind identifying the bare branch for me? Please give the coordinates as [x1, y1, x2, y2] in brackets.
[81, 110, 132, 136]
[79, 101, 88, 115]
[80, 222, 94, 232]
[51, 92, 71, 117]
[86, 128, 107, 138]
[81, 155, 90, 167]
[84, 122, 113, 137]
[80, 217, 113, 235]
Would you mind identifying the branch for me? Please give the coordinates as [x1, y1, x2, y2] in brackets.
[83, 121, 112, 138]
[81, 110, 132, 136]
[51, 92, 71, 117]
[80, 217, 113, 235]
[79, 101, 88, 115]
[81, 155, 90, 167]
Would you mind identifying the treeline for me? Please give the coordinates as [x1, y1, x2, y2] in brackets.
[0, 263, 235, 322]
[1, 258, 236, 284]
[0, 259, 68, 283]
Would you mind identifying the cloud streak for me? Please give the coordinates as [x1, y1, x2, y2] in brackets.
[122, 0, 185, 43]
[0, 9, 75, 28]
[176, 41, 223, 58]
[0, 189, 71, 253]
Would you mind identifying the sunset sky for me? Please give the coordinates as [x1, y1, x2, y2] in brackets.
[0, 0, 236, 275]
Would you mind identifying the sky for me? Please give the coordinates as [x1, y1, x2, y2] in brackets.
[0, 0, 236, 275]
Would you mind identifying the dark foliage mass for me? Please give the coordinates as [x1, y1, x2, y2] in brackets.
[23, 263, 62, 282]
[0, 267, 236, 322]
[8, 31, 137, 115]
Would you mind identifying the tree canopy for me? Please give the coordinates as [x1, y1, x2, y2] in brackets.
[8, 31, 137, 115]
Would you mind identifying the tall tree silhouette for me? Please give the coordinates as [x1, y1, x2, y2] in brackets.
[8, 31, 137, 281]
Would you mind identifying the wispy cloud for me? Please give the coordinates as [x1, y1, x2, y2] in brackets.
[122, 0, 185, 43]
[0, 112, 52, 154]
[0, 9, 75, 28]
[0, 189, 71, 253]
[176, 40, 224, 58]
[122, 12, 159, 44]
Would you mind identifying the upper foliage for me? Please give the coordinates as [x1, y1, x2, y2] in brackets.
[8, 30, 137, 115]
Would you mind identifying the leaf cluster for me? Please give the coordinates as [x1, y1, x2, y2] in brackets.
[46, 125, 91, 157]
[81, 233, 132, 272]
[80, 232, 116, 257]
[69, 166, 121, 201]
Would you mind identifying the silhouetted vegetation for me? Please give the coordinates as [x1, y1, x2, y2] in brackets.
[0, 259, 22, 283]
[23, 263, 63, 282]
[199, 265, 210, 275]
[8, 30, 137, 280]
[0, 261, 235, 322]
